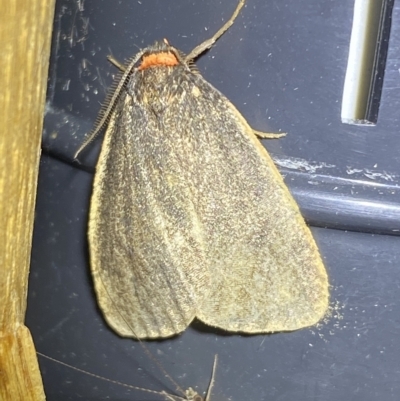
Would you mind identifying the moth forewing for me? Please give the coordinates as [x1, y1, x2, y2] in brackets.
[192, 95, 329, 332]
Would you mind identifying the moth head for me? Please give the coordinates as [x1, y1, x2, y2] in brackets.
[138, 39, 198, 73]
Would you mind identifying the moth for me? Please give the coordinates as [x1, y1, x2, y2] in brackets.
[76, 0, 329, 339]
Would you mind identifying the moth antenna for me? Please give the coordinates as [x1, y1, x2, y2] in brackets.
[36, 352, 186, 400]
[185, 0, 245, 62]
[74, 49, 145, 160]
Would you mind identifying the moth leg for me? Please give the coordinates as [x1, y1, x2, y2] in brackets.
[253, 130, 286, 139]
[107, 55, 126, 72]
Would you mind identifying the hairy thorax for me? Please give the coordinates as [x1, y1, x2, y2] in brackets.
[129, 65, 195, 114]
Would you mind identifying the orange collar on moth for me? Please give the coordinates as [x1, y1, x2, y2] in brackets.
[138, 52, 179, 70]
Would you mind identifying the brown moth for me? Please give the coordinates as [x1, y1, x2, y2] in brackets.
[76, 0, 329, 339]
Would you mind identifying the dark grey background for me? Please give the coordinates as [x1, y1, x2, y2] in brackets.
[26, 0, 400, 400]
